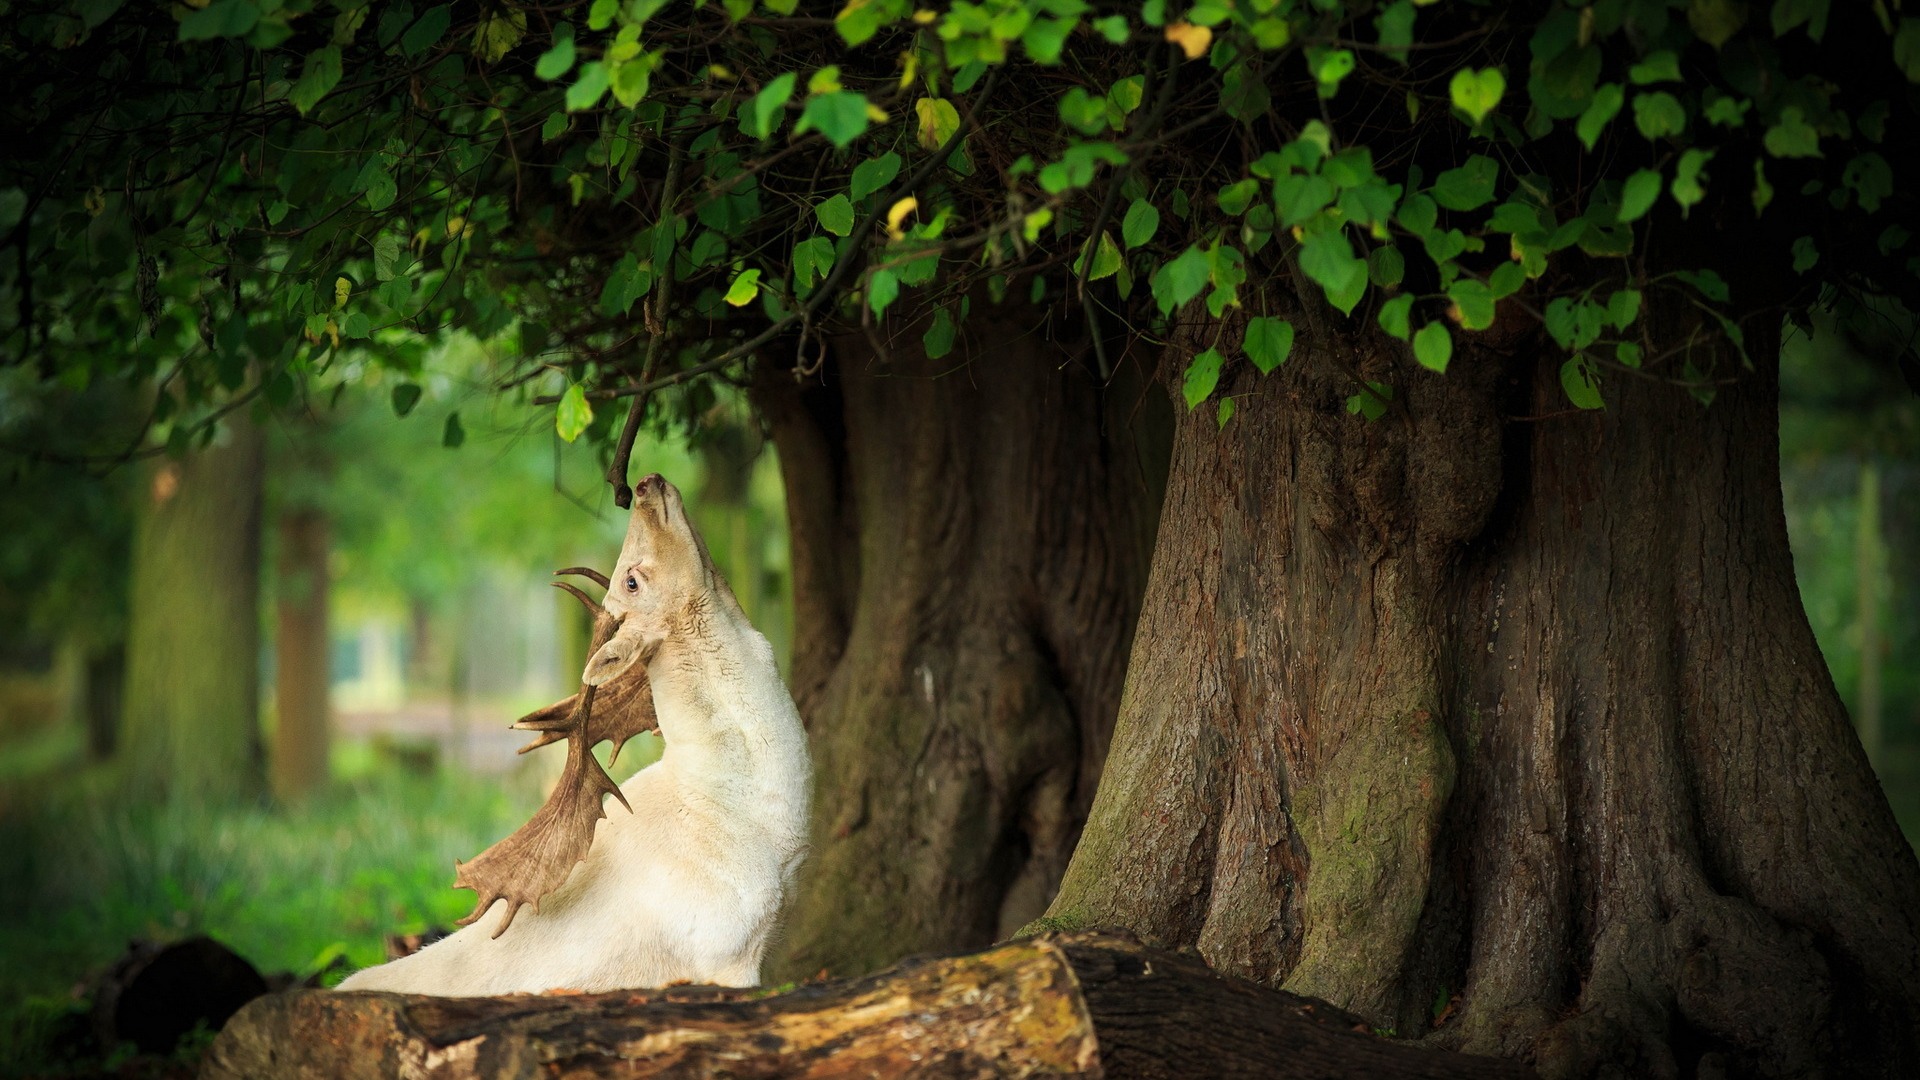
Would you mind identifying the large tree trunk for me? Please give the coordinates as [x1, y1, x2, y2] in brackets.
[753, 299, 1169, 980]
[272, 506, 330, 801]
[121, 415, 266, 802]
[1043, 293, 1920, 1077]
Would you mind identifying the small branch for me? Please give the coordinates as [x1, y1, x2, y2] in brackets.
[607, 142, 685, 510]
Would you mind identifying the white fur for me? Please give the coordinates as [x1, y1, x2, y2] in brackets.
[337, 611, 810, 996]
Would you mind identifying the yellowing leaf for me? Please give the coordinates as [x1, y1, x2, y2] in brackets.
[1164, 21, 1212, 60]
[555, 383, 594, 442]
[333, 276, 351, 309]
[865, 102, 891, 123]
[885, 196, 919, 239]
[915, 97, 960, 149]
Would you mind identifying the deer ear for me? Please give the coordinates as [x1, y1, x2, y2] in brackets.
[584, 618, 650, 686]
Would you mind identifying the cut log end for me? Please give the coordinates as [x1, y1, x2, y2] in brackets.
[205, 932, 1532, 1080]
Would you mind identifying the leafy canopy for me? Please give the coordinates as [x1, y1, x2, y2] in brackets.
[3, 0, 1918, 457]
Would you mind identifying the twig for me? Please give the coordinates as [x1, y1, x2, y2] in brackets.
[607, 142, 685, 509]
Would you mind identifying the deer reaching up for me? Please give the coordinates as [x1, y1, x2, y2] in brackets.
[338, 474, 812, 995]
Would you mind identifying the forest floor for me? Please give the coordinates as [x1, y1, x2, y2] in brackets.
[0, 731, 660, 1075]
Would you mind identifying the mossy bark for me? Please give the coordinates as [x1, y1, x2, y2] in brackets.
[1043, 292, 1920, 1077]
[754, 299, 1169, 981]
[121, 416, 266, 802]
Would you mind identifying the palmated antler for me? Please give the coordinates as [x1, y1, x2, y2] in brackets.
[451, 568, 660, 937]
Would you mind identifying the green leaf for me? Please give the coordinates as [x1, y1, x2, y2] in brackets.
[1374, 0, 1416, 61]
[741, 72, 797, 138]
[1842, 152, 1893, 212]
[1687, 0, 1747, 48]
[288, 46, 343, 116]
[1675, 268, 1731, 302]
[355, 160, 396, 212]
[1763, 106, 1821, 157]
[472, 8, 526, 65]
[1093, 14, 1130, 43]
[402, 5, 451, 57]
[1182, 347, 1224, 409]
[1447, 280, 1496, 330]
[1791, 235, 1818, 273]
[1378, 294, 1414, 340]
[1243, 317, 1294, 374]
[179, 0, 259, 41]
[1274, 174, 1337, 226]
[1448, 67, 1506, 124]
[1628, 51, 1681, 84]
[814, 194, 855, 236]
[1022, 17, 1073, 64]
[1576, 83, 1624, 150]
[1080, 231, 1123, 281]
[835, 0, 893, 45]
[536, 24, 577, 80]
[1618, 168, 1662, 222]
[1150, 246, 1211, 315]
[373, 233, 402, 281]
[390, 383, 423, 417]
[1122, 199, 1160, 249]
[566, 62, 611, 111]
[1432, 155, 1499, 211]
[1559, 356, 1604, 409]
[1309, 48, 1356, 98]
[1632, 92, 1686, 139]
[724, 268, 762, 306]
[797, 91, 871, 149]
[1671, 148, 1713, 216]
[1059, 87, 1109, 135]
[1489, 261, 1526, 299]
[1896, 19, 1920, 82]
[867, 268, 900, 315]
[1217, 397, 1236, 429]
[1606, 289, 1642, 329]
[1347, 381, 1392, 421]
[1298, 228, 1366, 315]
[792, 236, 836, 289]
[1217, 179, 1261, 216]
[442, 411, 466, 448]
[850, 152, 901, 201]
[1367, 245, 1405, 288]
[556, 383, 594, 442]
[1413, 322, 1453, 372]
[923, 307, 957, 359]
[1771, 0, 1829, 40]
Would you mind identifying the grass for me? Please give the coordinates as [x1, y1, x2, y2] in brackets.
[0, 739, 571, 1074]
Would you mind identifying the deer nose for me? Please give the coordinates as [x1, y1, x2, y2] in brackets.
[635, 473, 663, 496]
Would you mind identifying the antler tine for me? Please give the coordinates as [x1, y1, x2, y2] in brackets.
[554, 565, 610, 589]
[550, 580, 603, 615]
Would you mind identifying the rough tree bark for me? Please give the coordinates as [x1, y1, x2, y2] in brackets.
[752, 298, 1169, 980]
[1042, 288, 1920, 1078]
[121, 413, 266, 802]
[205, 932, 1534, 1079]
[272, 506, 330, 801]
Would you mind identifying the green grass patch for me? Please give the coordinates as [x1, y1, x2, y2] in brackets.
[0, 752, 549, 1072]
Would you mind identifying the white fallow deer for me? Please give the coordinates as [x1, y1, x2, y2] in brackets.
[338, 474, 811, 996]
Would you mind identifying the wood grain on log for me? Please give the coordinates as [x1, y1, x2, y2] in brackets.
[202, 933, 1531, 1079]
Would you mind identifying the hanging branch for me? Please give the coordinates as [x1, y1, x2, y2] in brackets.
[607, 142, 685, 510]
[591, 69, 1001, 503]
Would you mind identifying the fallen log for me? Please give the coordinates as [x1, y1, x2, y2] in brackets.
[203, 931, 1533, 1079]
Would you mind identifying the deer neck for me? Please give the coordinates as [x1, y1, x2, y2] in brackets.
[643, 609, 806, 794]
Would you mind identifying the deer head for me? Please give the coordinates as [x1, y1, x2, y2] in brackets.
[582, 472, 741, 688]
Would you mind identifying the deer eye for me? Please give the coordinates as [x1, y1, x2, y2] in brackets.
[625, 573, 640, 593]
